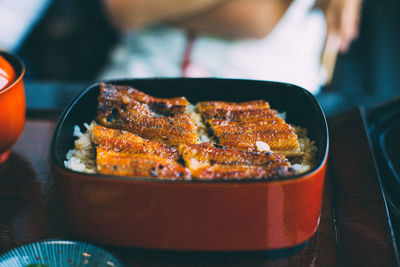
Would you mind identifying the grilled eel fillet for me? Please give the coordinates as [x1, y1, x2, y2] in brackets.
[96, 146, 190, 179]
[197, 100, 277, 122]
[97, 83, 198, 147]
[208, 118, 301, 155]
[99, 83, 188, 115]
[92, 125, 179, 161]
[191, 165, 296, 179]
[179, 143, 296, 179]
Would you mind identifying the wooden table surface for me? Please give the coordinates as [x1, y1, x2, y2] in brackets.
[0, 108, 398, 266]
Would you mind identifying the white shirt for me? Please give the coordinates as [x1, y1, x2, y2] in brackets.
[100, 0, 327, 95]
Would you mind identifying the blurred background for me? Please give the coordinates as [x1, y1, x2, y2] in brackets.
[2, 0, 400, 118]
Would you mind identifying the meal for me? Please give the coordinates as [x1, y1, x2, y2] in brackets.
[65, 83, 316, 180]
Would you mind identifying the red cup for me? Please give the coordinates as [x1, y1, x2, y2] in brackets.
[0, 51, 26, 163]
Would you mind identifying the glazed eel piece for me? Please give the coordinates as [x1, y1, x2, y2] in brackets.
[99, 83, 188, 115]
[96, 146, 190, 179]
[97, 83, 198, 147]
[208, 118, 301, 155]
[179, 143, 296, 179]
[191, 164, 297, 180]
[91, 125, 179, 161]
[197, 100, 277, 122]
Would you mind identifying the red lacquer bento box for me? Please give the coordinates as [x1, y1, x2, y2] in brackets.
[50, 78, 328, 252]
[0, 51, 25, 164]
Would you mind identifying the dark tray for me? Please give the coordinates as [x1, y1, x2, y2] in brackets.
[367, 95, 400, 247]
[0, 82, 398, 266]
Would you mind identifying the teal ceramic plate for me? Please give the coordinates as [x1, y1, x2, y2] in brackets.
[0, 240, 123, 267]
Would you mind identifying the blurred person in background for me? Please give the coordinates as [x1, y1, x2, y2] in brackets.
[99, 0, 362, 95]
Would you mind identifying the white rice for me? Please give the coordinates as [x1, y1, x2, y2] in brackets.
[290, 126, 317, 173]
[64, 121, 97, 173]
[187, 103, 211, 143]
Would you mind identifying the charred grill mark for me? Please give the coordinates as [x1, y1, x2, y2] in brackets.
[98, 103, 106, 113]
[152, 101, 166, 109]
[106, 108, 121, 124]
